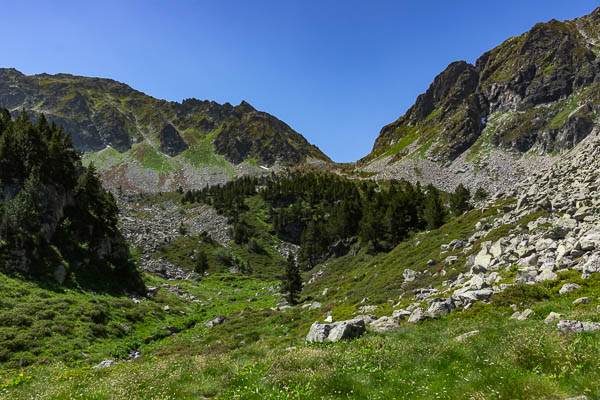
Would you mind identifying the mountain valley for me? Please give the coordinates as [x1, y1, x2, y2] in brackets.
[2, 7, 600, 400]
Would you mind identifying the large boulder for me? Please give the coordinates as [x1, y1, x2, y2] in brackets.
[306, 318, 366, 343]
[557, 320, 600, 333]
[407, 308, 434, 323]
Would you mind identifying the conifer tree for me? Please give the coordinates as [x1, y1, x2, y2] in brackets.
[423, 184, 447, 230]
[194, 250, 208, 275]
[450, 184, 471, 216]
[282, 253, 302, 305]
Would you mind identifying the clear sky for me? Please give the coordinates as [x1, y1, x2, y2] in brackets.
[1, 1, 598, 162]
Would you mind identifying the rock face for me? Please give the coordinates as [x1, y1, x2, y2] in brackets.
[158, 123, 188, 156]
[361, 8, 600, 195]
[306, 318, 366, 343]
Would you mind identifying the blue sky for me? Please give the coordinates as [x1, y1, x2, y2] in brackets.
[1, 1, 598, 162]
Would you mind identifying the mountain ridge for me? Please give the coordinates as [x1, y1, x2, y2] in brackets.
[360, 7, 600, 194]
[0, 68, 330, 191]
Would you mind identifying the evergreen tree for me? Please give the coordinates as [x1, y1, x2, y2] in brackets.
[194, 251, 208, 275]
[282, 253, 302, 305]
[449, 184, 471, 216]
[423, 185, 447, 230]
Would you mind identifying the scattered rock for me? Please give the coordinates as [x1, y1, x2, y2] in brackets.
[407, 308, 433, 323]
[93, 360, 117, 370]
[510, 309, 534, 321]
[559, 283, 581, 295]
[573, 297, 590, 305]
[306, 318, 366, 343]
[454, 330, 479, 342]
[544, 312, 564, 324]
[205, 316, 227, 328]
[558, 320, 600, 333]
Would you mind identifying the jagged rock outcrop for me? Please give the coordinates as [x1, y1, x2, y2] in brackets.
[361, 8, 600, 194]
[158, 123, 188, 156]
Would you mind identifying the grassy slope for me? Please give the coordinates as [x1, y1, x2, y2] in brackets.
[2, 197, 600, 398]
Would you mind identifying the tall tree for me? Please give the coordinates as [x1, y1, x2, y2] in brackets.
[450, 184, 471, 216]
[282, 253, 302, 305]
[423, 185, 447, 230]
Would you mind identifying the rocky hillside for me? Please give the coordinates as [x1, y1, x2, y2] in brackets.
[361, 7, 600, 194]
[0, 68, 330, 191]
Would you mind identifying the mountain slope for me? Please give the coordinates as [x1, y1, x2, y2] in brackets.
[0, 68, 330, 191]
[361, 7, 600, 194]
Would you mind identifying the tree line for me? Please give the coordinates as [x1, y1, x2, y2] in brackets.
[182, 170, 473, 271]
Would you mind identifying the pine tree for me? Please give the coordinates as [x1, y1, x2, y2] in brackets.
[282, 253, 302, 305]
[194, 250, 208, 275]
[423, 185, 447, 230]
[450, 184, 471, 216]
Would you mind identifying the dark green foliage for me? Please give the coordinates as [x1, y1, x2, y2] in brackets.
[449, 183, 472, 216]
[282, 254, 302, 305]
[0, 109, 140, 290]
[194, 251, 208, 275]
[184, 171, 451, 264]
[233, 222, 250, 244]
[474, 187, 489, 202]
[423, 184, 447, 230]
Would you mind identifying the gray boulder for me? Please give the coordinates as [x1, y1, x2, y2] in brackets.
[306, 318, 366, 343]
[558, 320, 600, 333]
[205, 316, 227, 328]
[93, 360, 117, 370]
[544, 312, 564, 324]
[510, 309, 534, 321]
[559, 283, 580, 294]
[454, 330, 479, 342]
[392, 309, 412, 320]
[407, 308, 433, 323]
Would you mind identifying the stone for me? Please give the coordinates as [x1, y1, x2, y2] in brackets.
[573, 297, 590, 305]
[324, 315, 333, 323]
[370, 316, 400, 333]
[426, 259, 437, 266]
[516, 267, 538, 284]
[579, 232, 600, 251]
[392, 309, 412, 320]
[93, 360, 117, 370]
[535, 269, 557, 283]
[474, 249, 493, 269]
[309, 302, 322, 310]
[304, 318, 368, 343]
[489, 241, 505, 258]
[516, 194, 529, 210]
[465, 274, 487, 290]
[573, 206, 593, 221]
[510, 309, 534, 321]
[408, 308, 433, 323]
[403, 269, 417, 282]
[557, 320, 600, 333]
[163, 305, 170, 312]
[559, 283, 580, 295]
[454, 330, 479, 342]
[358, 305, 378, 314]
[306, 322, 331, 343]
[544, 312, 564, 324]
[427, 298, 455, 316]
[205, 316, 227, 328]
